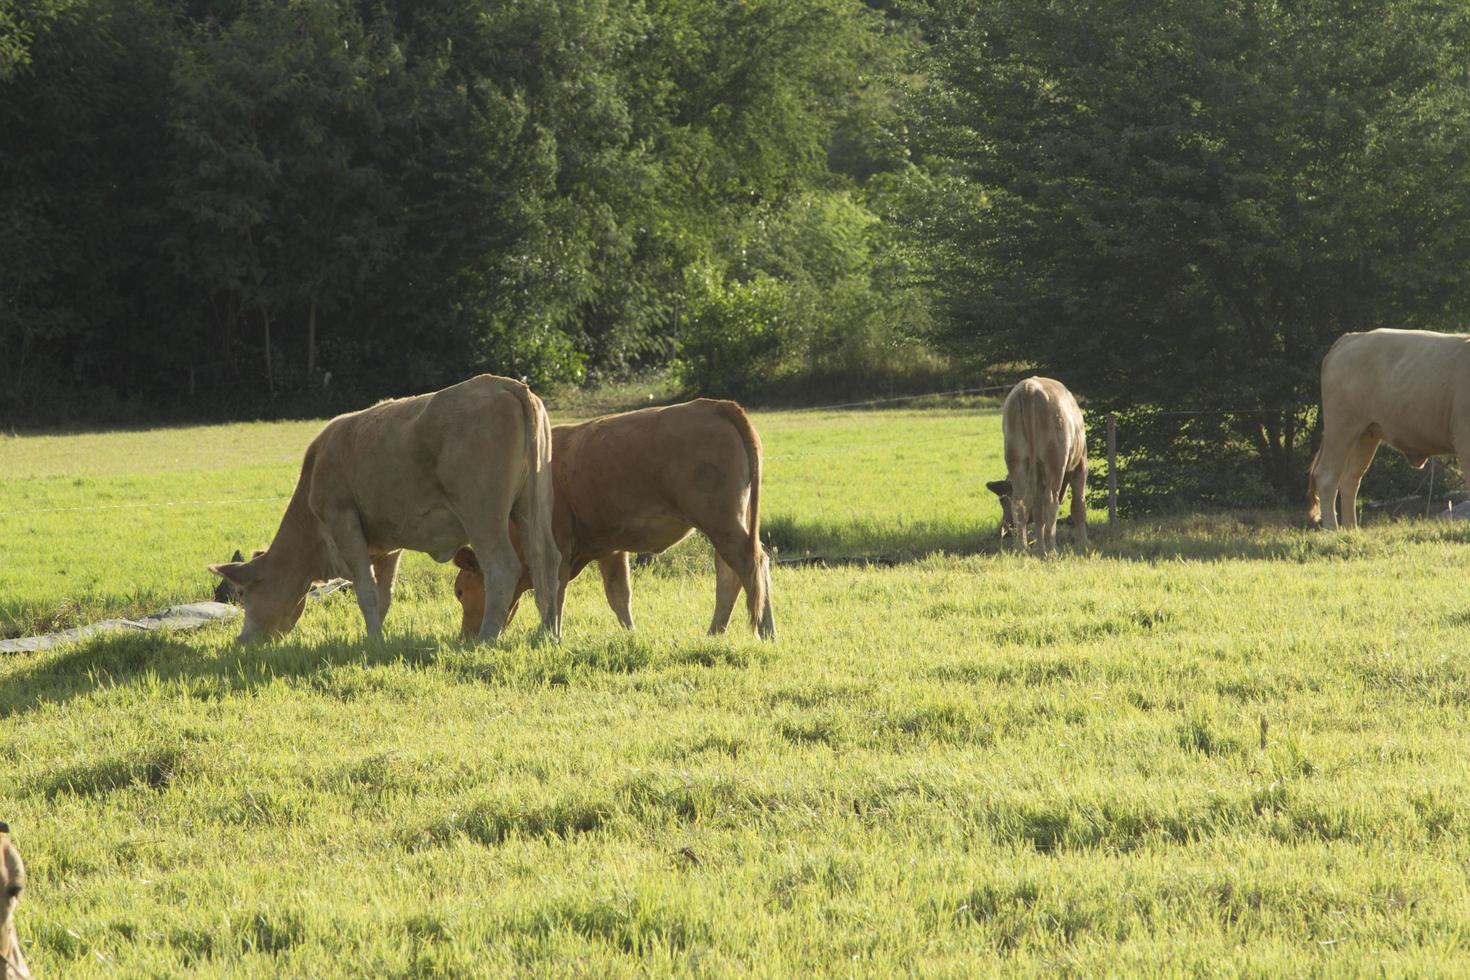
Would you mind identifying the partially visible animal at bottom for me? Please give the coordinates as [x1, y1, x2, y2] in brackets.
[985, 377, 1088, 553]
[208, 374, 562, 643]
[1309, 328, 1470, 530]
[452, 398, 775, 639]
[1, 822, 31, 980]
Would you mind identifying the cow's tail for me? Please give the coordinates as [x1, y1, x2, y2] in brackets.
[1306, 445, 1322, 525]
[512, 382, 561, 640]
[716, 400, 771, 637]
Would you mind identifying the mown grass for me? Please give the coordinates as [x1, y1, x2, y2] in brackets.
[3, 406, 1470, 975]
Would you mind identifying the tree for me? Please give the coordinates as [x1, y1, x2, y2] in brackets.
[910, 0, 1470, 505]
[0, 0, 179, 416]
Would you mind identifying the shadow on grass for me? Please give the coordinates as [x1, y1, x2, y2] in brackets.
[767, 509, 1470, 565]
[0, 627, 454, 718]
[762, 514, 994, 563]
[0, 615, 770, 719]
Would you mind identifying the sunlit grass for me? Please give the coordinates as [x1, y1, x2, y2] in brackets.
[3, 407, 1469, 974]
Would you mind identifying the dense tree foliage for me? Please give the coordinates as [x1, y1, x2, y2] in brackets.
[908, 0, 1470, 507]
[1, 0, 923, 418]
[9, 0, 1470, 514]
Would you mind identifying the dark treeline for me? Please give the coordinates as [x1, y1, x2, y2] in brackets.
[6, 0, 1470, 509]
[2, 0, 935, 421]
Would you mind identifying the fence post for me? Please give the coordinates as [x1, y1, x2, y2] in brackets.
[1106, 413, 1117, 526]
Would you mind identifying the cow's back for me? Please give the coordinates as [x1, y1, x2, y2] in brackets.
[305, 374, 533, 552]
[1322, 329, 1470, 454]
[555, 400, 750, 549]
[1002, 377, 1085, 474]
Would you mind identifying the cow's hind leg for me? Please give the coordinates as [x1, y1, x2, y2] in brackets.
[709, 553, 742, 635]
[510, 496, 563, 641]
[458, 498, 522, 643]
[1312, 421, 1363, 531]
[1037, 491, 1061, 554]
[468, 530, 521, 643]
[1009, 499, 1029, 553]
[708, 526, 773, 638]
[1337, 432, 1381, 530]
[599, 552, 635, 630]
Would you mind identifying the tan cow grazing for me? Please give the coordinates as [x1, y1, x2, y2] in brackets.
[1309, 328, 1470, 530]
[209, 375, 562, 643]
[984, 377, 1088, 553]
[451, 399, 775, 640]
[1, 823, 30, 980]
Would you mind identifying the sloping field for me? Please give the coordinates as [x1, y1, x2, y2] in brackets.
[2, 405, 1468, 975]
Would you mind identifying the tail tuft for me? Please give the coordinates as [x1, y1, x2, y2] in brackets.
[1306, 447, 1322, 524]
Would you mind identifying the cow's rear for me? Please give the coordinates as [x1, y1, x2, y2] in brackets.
[987, 377, 1088, 553]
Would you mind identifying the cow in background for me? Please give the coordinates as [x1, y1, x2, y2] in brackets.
[1, 822, 30, 980]
[209, 375, 562, 643]
[1309, 328, 1470, 530]
[453, 399, 775, 640]
[985, 377, 1088, 553]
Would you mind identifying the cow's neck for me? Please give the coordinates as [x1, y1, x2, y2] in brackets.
[266, 477, 331, 598]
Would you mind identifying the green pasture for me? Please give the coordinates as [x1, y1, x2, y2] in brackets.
[2, 406, 1469, 975]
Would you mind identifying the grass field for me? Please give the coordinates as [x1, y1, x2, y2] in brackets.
[3, 403, 1470, 975]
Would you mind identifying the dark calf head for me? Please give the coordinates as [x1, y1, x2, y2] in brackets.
[213, 550, 246, 603]
[986, 479, 1016, 536]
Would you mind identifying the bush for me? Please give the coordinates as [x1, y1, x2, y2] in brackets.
[675, 275, 796, 398]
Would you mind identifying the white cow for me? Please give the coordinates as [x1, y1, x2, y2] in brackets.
[210, 375, 562, 643]
[1309, 328, 1470, 530]
[985, 377, 1088, 553]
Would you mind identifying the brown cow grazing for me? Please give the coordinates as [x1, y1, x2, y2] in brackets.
[452, 399, 775, 640]
[985, 377, 1088, 553]
[209, 375, 562, 643]
[1, 823, 30, 980]
[1309, 328, 1470, 530]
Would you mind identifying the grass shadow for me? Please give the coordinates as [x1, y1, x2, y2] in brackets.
[0, 626, 451, 719]
[0, 615, 771, 719]
[762, 514, 995, 562]
[768, 509, 1470, 565]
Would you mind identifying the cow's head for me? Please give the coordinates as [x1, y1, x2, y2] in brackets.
[986, 479, 1017, 537]
[1, 821, 26, 973]
[452, 547, 487, 639]
[208, 548, 308, 643]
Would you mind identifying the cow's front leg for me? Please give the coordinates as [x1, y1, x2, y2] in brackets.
[372, 550, 402, 624]
[324, 513, 383, 638]
[599, 552, 635, 630]
[1010, 500, 1030, 553]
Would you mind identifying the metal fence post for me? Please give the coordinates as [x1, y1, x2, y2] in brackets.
[1106, 413, 1117, 526]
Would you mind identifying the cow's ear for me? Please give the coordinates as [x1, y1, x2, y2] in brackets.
[229, 549, 245, 563]
[249, 548, 267, 560]
[452, 547, 480, 573]
[209, 560, 262, 586]
[986, 480, 1012, 498]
